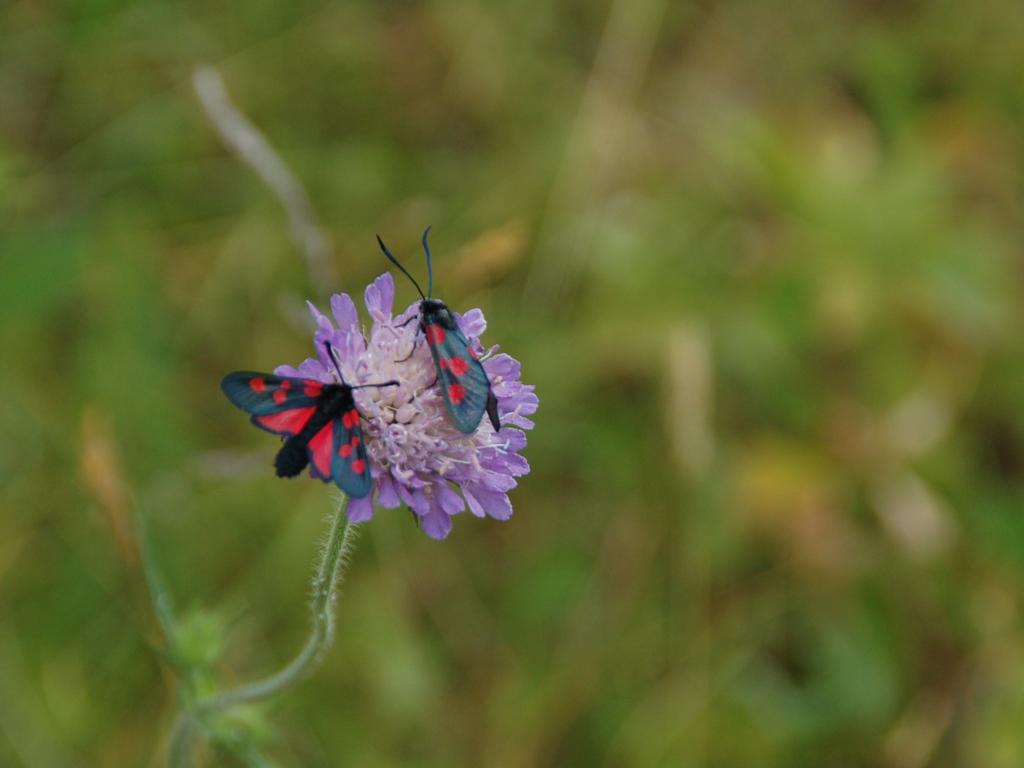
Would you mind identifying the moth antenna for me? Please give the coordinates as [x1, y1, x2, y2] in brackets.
[324, 342, 346, 384]
[376, 234, 426, 300]
[351, 380, 400, 390]
[421, 225, 433, 298]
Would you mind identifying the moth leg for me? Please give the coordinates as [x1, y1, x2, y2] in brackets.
[383, 315, 418, 340]
[384, 315, 422, 359]
[394, 330, 424, 364]
[395, 314, 419, 329]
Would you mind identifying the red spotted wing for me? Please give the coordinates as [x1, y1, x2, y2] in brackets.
[221, 362, 391, 498]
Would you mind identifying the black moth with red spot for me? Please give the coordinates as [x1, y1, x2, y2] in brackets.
[420, 299, 499, 434]
[221, 368, 391, 498]
[378, 227, 501, 435]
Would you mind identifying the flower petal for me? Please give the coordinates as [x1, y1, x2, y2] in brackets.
[377, 474, 401, 508]
[364, 273, 395, 323]
[347, 494, 375, 523]
[434, 481, 465, 515]
[502, 454, 530, 477]
[307, 300, 335, 334]
[336, 326, 366, 362]
[499, 429, 528, 452]
[421, 506, 453, 539]
[397, 483, 431, 516]
[464, 490, 486, 517]
[274, 357, 329, 381]
[484, 353, 520, 383]
[455, 308, 487, 339]
[273, 364, 303, 378]
[502, 412, 535, 429]
[463, 484, 513, 520]
[330, 293, 360, 334]
[468, 470, 517, 492]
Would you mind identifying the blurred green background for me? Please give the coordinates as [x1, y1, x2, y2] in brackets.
[3, 0, 1024, 765]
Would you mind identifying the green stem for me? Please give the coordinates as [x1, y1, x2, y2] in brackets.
[135, 503, 178, 644]
[166, 496, 356, 764]
[167, 713, 198, 768]
[201, 496, 355, 713]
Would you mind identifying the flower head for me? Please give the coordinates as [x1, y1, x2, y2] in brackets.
[275, 274, 537, 539]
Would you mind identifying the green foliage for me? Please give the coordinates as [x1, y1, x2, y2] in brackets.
[3, 0, 1024, 765]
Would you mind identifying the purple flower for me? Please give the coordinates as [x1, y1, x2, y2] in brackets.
[274, 274, 538, 539]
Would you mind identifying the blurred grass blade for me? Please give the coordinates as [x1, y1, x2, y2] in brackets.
[134, 501, 177, 643]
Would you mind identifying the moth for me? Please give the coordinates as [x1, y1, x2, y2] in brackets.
[221, 345, 396, 497]
[377, 227, 500, 434]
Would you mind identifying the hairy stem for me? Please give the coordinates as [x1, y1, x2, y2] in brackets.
[167, 713, 198, 768]
[201, 496, 355, 713]
[166, 497, 355, 764]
